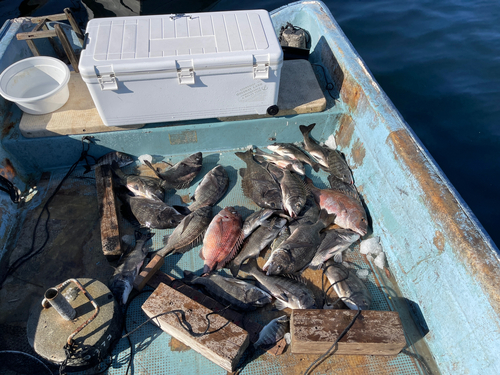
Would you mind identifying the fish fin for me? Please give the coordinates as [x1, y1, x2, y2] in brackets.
[311, 162, 320, 172]
[334, 251, 343, 263]
[282, 273, 308, 285]
[171, 231, 206, 255]
[172, 205, 192, 216]
[274, 298, 289, 310]
[182, 270, 196, 283]
[203, 264, 212, 274]
[299, 123, 316, 136]
[235, 150, 252, 162]
[308, 262, 322, 271]
[239, 168, 246, 178]
[172, 180, 192, 190]
[199, 247, 205, 260]
[239, 257, 259, 274]
[144, 160, 164, 179]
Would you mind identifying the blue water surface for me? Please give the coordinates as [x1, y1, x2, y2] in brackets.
[1, 0, 499, 247]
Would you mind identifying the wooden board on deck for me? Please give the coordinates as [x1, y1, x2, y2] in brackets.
[291, 309, 406, 356]
[147, 271, 288, 356]
[19, 72, 143, 138]
[95, 165, 123, 260]
[142, 282, 249, 372]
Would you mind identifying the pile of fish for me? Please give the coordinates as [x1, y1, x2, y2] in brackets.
[105, 123, 375, 349]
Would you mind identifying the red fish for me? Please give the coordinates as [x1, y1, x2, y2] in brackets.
[304, 177, 368, 236]
[200, 207, 243, 273]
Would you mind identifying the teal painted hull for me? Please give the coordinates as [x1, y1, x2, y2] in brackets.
[0, 2, 498, 374]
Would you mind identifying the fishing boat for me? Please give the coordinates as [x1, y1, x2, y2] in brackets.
[0, 1, 498, 374]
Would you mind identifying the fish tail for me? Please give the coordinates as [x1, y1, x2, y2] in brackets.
[299, 123, 316, 137]
[240, 257, 259, 274]
[202, 264, 212, 274]
[229, 261, 240, 278]
[182, 270, 197, 282]
[235, 150, 252, 162]
[144, 160, 163, 179]
[318, 209, 336, 227]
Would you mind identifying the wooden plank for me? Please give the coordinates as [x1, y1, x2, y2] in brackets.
[147, 271, 287, 356]
[54, 24, 79, 73]
[30, 14, 68, 23]
[64, 8, 85, 45]
[16, 29, 57, 40]
[291, 309, 406, 356]
[94, 165, 123, 260]
[142, 282, 249, 372]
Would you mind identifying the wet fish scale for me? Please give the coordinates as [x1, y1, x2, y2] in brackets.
[200, 207, 243, 273]
[111, 161, 165, 201]
[159, 206, 212, 256]
[324, 260, 372, 310]
[305, 176, 368, 236]
[230, 216, 287, 277]
[110, 231, 154, 304]
[280, 169, 307, 218]
[309, 228, 360, 269]
[327, 149, 353, 185]
[183, 271, 272, 311]
[299, 123, 329, 169]
[236, 150, 283, 210]
[144, 152, 203, 190]
[263, 209, 333, 275]
[267, 142, 319, 172]
[188, 165, 228, 212]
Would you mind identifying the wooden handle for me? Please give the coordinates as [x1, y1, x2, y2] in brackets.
[133, 254, 165, 291]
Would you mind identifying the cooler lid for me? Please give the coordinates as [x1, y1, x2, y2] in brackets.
[79, 10, 283, 77]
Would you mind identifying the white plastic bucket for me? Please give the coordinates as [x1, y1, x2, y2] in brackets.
[0, 56, 70, 115]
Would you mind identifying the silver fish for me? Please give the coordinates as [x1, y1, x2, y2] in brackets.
[183, 270, 272, 311]
[264, 209, 334, 275]
[158, 206, 212, 257]
[120, 195, 185, 229]
[309, 228, 360, 269]
[299, 123, 329, 170]
[236, 150, 283, 210]
[267, 143, 320, 172]
[144, 152, 203, 190]
[242, 208, 275, 239]
[280, 169, 307, 218]
[240, 258, 316, 310]
[254, 315, 289, 348]
[187, 165, 228, 212]
[254, 147, 305, 175]
[324, 260, 372, 310]
[230, 216, 287, 277]
[111, 161, 165, 201]
[109, 231, 154, 304]
[327, 149, 353, 185]
[86, 151, 134, 173]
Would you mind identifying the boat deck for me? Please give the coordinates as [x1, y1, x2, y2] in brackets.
[0, 149, 437, 374]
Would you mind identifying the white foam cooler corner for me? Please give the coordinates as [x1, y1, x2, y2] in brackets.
[78, 10, 283, 126]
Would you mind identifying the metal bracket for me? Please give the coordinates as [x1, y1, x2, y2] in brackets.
[177, 68, 195, 85]
[253, 63, 269, 79]
[98, 73, 118, 91]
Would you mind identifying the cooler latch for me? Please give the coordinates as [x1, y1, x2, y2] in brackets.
[253, 62, 269, 79]
[96, 66, 118, 91]
[97, 73, 118, 91]
[177, 68, 195, 85]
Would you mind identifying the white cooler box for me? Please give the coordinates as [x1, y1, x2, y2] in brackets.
[78, 10, 283, 126]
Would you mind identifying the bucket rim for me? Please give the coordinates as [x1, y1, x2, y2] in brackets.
[0, 56, 70, 104]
